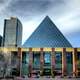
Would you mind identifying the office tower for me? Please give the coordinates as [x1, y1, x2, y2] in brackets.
[3, 17, 22, 47]
[23, 16, 72, 47]
[0, 35, 2, 47]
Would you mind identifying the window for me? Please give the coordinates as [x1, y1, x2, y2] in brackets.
[66, 52, 73, 74]
[55, 52, 62, 69]
[55, 52, 62, 64]
[66, 52, 72, 64]
[22, 52, 29, 64]
[44, 52, 51, 66]
[33, 52, 40, 65]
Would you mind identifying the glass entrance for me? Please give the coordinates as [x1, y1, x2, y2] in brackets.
[66, 52, 73, 76]
[55, 52, 62, 76]
[43, 52, 51, 75]
[22, 52, 29, 76]
[33, 52, 40, 70]
[32, 52, 40, 77]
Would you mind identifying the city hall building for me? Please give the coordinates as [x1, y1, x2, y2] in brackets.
[0, 16, 80, 78]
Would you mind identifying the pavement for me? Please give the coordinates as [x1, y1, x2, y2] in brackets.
[0, 77, 80, 80]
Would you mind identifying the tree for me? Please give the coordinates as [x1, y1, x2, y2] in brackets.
[0, 51, 5, 78]
[0, 50, 11, 78]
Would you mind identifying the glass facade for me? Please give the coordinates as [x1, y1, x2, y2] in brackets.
[43, 52, 51, 75]
[66, 52, 73, 75]
[33, 52, 40, 70]
[44, 52, 51, 66]
[23, 16, 72, 48]
[22, 52, 29, 75]
[55, 52, 62, 70]
[3, 18, 22, 47]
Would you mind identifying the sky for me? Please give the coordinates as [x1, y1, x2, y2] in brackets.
[0, 0, 80, 47]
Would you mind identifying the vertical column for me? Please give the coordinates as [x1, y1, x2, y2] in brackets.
[40, 48, 44, 76]
[73, 48, 77, 77]
[18, 47, 22, 77]
[62, 48, 66, 77]
[51, 48, 55, 77]
[29, 48, 33, 77]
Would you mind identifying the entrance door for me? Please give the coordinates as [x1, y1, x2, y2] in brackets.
[55, 52, 62, 76]
[33, 52, 40, 70]
[66, 52, 73, 76]
[32, 52, 40, 77]
[22, 52, 29, 76]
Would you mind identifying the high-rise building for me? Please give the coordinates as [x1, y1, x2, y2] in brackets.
[2, 17, 22, 47]
[0, 35, 2, 47]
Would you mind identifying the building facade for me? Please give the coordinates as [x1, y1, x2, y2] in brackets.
[2, 17, 22, 47]
[0, 16, 79, 78]
[0, 47, 80, 77]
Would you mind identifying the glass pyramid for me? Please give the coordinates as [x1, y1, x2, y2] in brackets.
[23, 16, 72, 47]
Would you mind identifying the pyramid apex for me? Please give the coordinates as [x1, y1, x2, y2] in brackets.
[45, 16, 50, 19]
[46, 15, 49, 17]
[43, 16, 52, 23]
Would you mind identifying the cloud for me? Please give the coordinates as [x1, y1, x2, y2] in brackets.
[47, 0, 80, 37]
[55, 12, 80, 35]
[0, 0, 12, 14]
[0, 0, 12, 36]
[6, 0, 52, 19]
[3, 0, 66, 20]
